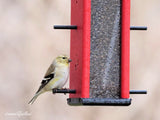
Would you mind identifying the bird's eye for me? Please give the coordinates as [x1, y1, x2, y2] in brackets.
[62, 57, 66, 59]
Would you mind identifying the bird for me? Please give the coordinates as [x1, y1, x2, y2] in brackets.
[28, 55, 71, 104]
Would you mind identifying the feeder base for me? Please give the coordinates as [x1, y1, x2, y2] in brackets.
[67, 98, 131, 106]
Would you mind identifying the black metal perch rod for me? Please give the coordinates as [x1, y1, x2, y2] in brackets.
[130, 90, 147, 94]
[130, 26, 147, 30]
[54, 25, 147, 30]
[54, 25, 77, 29]
[52, 89, 147, 94]
[52, 89, 76, 94]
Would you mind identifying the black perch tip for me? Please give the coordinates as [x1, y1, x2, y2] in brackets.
[130, 90, 147, 94]
[52, 89, 76, 94]
[54, 25, 77, 29]
[130, 26, 147, 30]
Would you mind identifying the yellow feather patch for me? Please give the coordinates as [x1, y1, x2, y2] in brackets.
[49, 78, 59, 85]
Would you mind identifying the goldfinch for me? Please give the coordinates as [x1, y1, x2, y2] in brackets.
[28, 55, 71, 104]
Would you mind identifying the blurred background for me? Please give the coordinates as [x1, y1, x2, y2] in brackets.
[0, 0, 160, 120]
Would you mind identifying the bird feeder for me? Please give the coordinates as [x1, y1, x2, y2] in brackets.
[54, 0, 147, 106]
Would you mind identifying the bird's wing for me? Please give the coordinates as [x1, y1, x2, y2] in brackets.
[44, 63, 55, 77]
[36, 64, 55, 94]
[36, 73, 55, 94]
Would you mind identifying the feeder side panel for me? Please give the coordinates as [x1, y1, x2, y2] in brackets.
[121, 0, 130, 98]
[70, 0, 91, 98]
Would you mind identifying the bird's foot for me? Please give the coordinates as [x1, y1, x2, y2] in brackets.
[61, 87, 67, 90]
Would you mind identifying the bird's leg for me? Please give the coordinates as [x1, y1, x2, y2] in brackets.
[61, 87, 67, 90]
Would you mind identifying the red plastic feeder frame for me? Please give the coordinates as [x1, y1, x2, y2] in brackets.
[67, 0, 131, 106]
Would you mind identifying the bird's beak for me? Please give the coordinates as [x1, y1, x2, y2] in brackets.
[68, 58, 72, 63]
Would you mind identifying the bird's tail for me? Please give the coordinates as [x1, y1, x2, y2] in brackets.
[28, 91, 44, 104]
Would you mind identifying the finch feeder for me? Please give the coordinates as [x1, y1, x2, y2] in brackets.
[54, 0, 147, 106]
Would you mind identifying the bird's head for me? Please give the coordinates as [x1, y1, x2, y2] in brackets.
[55, 55, 72, 66]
